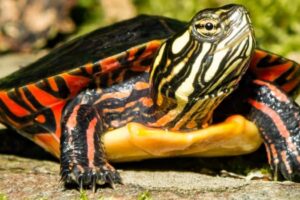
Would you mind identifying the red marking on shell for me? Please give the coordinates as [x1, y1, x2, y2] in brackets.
[27, 84, 61, 107]
[17, 88, 37, 112]
[35, 114, 46, 123]
[100, 57, 120, 73]
[53, 102, 65, 139]
[0, 91, 30, 117]
[63, 74, 91, 97]
[84, 63, 94, 74]
[250, 50, 267, 69]
[146, 40, 162, 54]
[0, 113, 21, 128]
[282, 77, 300, 93]
[251, 62, 293, 82]
[129, 41, 161, 72]
[128, 47, 139, 61]
[251, 49, 300, 94]
[48, 77, 59, 92]
[130, 64, 151, 72]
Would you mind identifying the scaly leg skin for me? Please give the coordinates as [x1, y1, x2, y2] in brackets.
[60, 100, 122, 191]
[248, 79, 300, 181]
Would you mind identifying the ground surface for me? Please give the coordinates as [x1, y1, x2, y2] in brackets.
[1, 153, 300, 200]
[1, 52, 300, 200]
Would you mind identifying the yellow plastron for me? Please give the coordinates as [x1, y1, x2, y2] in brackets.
[103, 115, 262, 162]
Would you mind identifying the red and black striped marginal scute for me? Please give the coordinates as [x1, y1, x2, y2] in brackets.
[248, 79, 300, 180]
[0, 41, 161, 157]
[250, 49, 300, 93]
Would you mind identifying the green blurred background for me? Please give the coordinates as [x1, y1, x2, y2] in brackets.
[76, 0, 300, 56]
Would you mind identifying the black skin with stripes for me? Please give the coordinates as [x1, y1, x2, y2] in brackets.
[214, 76, 300, 181]
[248, 81, 300, 180]
[62, 75, 300, 189]
[60, 73, 159, 189]
[61, 105, 122, 187]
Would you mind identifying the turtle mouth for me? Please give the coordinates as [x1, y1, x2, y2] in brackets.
[214, 24, 254, 54]
[231, 24, 254, 46]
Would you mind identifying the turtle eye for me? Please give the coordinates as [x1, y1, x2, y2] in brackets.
[194, 18, 222, 38]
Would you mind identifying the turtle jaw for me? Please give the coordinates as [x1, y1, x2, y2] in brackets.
[219, 6, 255, 54]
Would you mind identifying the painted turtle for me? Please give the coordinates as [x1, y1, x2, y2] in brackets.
[0, 4, 299, 190]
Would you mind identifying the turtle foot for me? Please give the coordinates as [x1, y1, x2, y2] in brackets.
[61, 162, 122, 191]
[272, 148, 300, 182]
[247, 80, 300, 182]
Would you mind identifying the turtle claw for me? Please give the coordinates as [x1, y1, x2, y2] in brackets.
[271, 150, 300, 182]
[92, 176, 97, 193]
[255, 121, 300, 182]
[61, 163, 122, 191]
[259, 124, 300, 182]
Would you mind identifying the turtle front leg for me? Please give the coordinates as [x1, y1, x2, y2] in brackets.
[248, 79, 300, 181]
[60, 102, 122, 191]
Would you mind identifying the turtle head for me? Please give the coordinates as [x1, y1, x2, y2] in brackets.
[150, 4, 255, 128]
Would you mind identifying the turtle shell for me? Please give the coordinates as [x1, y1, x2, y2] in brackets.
[0, 15, 186, 156]
[0, 15, 184, 90]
